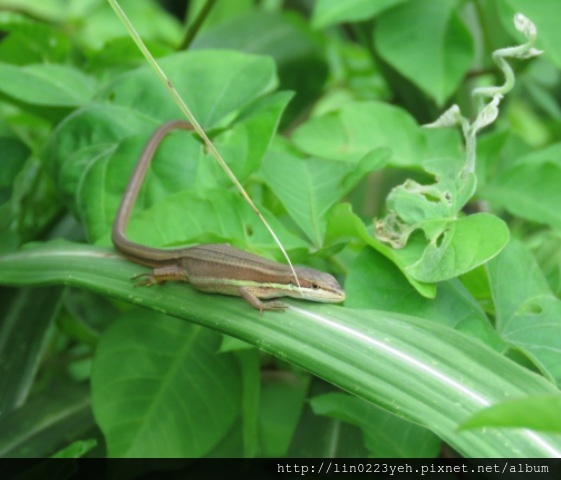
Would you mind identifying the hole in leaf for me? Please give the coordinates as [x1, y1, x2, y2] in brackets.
[422, 192, 440, 203]
[435, 231, 447, 248]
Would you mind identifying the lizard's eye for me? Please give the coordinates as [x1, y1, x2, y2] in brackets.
[311, 282, 319, 290]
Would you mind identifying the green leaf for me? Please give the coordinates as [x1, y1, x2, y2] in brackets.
[372, 139, 508, 282]
[0, 62, 97, 107]
[404, 213, 510, 283]
[480, 144, 561, 230]
[460, 394, 561, 433]
[311, 392, 440, 457]
[374, 155, 478, 250]
[190, 10, 327, 124]
[261, 139, 388, 247]
[488, 240, 561, 385]
[291, 101, 426, 167]
[378, 160, 472, 235]
[3, 242, 561, 457]
[91, 309, 242, 457]
[311, 0, 407, 28]
[97, 50, 277, 128]
[374, 0, 474, 105]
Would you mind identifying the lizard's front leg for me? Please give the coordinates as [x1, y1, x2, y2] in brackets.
[239, 286, 287, 314]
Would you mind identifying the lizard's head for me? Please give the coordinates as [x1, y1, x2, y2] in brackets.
[290, 267, 346, 303]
